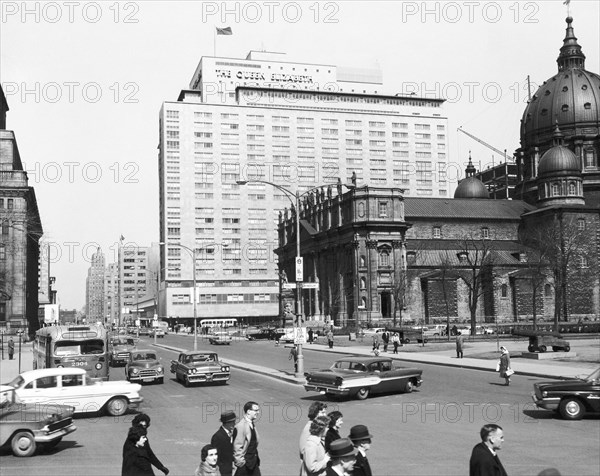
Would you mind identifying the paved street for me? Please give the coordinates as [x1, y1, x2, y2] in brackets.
[1, 335, 599, 475]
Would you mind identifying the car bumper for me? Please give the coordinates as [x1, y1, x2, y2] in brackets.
[304, 385, 350, 396]
[531, 393, 560, 410]
[127, 397, 144, 411]
[34, 423, 77, 443]
[129, 373, 163, 382]
[188, 373, 230, 383]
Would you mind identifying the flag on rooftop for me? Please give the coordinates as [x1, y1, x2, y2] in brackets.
[563, 0, 570, 5]
[216, 27, 232, 35]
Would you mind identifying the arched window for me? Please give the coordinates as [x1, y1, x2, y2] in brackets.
[359, 256, 366, 267]
[501, 284, 508, 298]
[551, 183, 560, 196]
[544, 284, 552, 297]
[361, 297, 367, 308]
[578, 218, 586, 230]
[360, 277, 367, 289]
[568, 182, 576, 195]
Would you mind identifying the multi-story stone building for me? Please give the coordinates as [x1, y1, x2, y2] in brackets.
[0, 86, 44, 335]
[85, 248, 105, 324]
[104, 262, 119, 326]
[158, 51, 449, 323]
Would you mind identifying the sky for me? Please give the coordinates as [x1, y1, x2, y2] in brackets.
[1, 0, 599, 310]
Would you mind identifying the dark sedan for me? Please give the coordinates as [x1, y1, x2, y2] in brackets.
[246, 328, 282, 341]
[304, 356, 423, 400]
[532, 367, 600, 420]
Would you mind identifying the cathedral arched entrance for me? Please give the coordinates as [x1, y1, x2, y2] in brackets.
[380, 292, 391, 318]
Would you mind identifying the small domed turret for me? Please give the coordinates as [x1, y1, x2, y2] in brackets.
[454, 154, 489, 199]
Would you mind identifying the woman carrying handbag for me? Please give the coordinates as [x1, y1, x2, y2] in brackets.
[498, 346, 513, 386]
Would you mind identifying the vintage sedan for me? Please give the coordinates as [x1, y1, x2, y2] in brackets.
[246, 328, 282, 341]
[208, 332, 233, 345]
[304, 356, 423, 400]
[532, 367, 600, 420]
[170, 351, 231, 387]
[5, 368, 143, 417]
[0, 386, 77, 457]
[126, 350, 164, 384]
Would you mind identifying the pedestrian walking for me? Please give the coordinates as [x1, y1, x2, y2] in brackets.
[289, 346, 298, 373]
[469, 424, 507, 476]
[326, 329, 334, 349]
[324, 411, 343, 453]
[381, 330, 389, 352]
[195, 445, 221, 476]
[307, 328, 314, 344]
[8, 337, 14, 360]
[348, 425, 373, 476]
[391, 333, 400, 354]
[326, 439, 356, 476]
[233, 401, 261, 476]
[456, 332, 464, 359]
[498, 346, 513, 386]
[299, 402, 328, 459]
[211, 411, 236, 476]
[371, 334, 380, 352]
[122, 413, 169, 476]
[300, 415, 330, 476]
[122, 426, 155, 476]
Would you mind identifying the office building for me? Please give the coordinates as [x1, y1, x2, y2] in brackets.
[85, 248, 105, 323]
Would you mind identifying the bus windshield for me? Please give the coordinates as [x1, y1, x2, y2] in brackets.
[55, 339, 104, 356]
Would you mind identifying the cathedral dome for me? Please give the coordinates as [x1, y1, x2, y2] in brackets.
[538, 145, 580, 177]
[520, 17, 600, 149]
[454, 154, 489, 199]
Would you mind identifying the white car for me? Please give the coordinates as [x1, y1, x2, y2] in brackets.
[4, 368, 143, 417]
[362, 328, 386, 337]
[208, 332, 232, 345]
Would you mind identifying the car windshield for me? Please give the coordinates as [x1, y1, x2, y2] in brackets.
[190, 354, 215, 362]
[134, 353, 157, 360]
[113, 338, 134, 346]
[55, 339, 104, 355]
[585, 368, 600, 382]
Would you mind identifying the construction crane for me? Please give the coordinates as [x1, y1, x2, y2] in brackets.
[457, 127, 511, 163]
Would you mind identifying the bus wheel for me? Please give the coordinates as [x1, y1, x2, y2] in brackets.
[106, 397, 128, 416]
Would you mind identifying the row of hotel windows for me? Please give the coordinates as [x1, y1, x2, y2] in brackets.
[167, 141, 446, 151]
[168, 131, 447, 142]
[167, 109, 444, 130]
[168, 269, 270, 277]
[0, 199, 15, 209]
[430, 219, 587, 239]
[171, 293, 275, 304]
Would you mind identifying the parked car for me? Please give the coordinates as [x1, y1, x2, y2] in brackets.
[126, 350, 164, 384]
[423, 325, 447, 337]
[246, 328, 281, 341]
[362, 327, 386, 337]
[170, 351, 231, 387]
[528, 333, 571, 353]
[208, 332, 233, 345]
[148, 328, 165, 338]
[304, 356, 423, 400]
[137, 327, 151, 336]
[5, 368, 143, 417]
[0, 386, 77, 457]
[532, 367, 600, 420]
[109, 336, 137, 367]
[276, 328, 295, 343]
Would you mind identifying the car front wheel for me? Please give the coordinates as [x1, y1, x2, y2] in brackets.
[559, 398, 585, 420]
[403, 380, 414, 393]
[11, 431, 36, 457]
[106, 396, 128, 416]
[539, 345, 547, 353]
[355, 387, 370, 400]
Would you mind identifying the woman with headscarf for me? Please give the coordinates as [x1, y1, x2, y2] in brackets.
[122, 426, 153, 476]
[324, 411, 343, 453]
[499, 346, 512, 386]
[300, 415, 330, 476]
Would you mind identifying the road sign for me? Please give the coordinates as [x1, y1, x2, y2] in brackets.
[302, 283, 319, 289]
[295, 257, 303, 282]
[283, 283, 296, 289]
[293, 327, 307, 344]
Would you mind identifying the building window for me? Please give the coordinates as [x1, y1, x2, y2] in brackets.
[481, 227, 489, 239]
[378, 202, 388, 217]
[433, 226, 441, 239]
[501, 284, 508, 298]
[544, 284, 552, 297]
[568, 182, 576, 195]
[360, 277, 367, 289]
[551, 183, 560, 196]
[578, 218, 586, 231]
[379, 250, 390, 267]
[579, 256, 588, 268]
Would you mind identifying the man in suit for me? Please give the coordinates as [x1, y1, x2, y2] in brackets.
[211, 410, 236, 476]
[233, 402, 261, 476]
[326, 438, 356, 476]
[348, 425, 373, 476]
[469, 424, 508, 476]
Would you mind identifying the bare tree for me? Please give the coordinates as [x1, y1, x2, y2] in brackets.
[438, 251, 458, 341]
[456, 236, 495, 336]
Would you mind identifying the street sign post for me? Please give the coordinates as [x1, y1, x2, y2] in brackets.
[293, 327, 307, 344]
[295, 257, 303, 282]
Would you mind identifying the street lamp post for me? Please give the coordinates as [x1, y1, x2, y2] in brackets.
[160, 242, 198, 351]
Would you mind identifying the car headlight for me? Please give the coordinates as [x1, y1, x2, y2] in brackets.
[541, 391, 548, 397]
[95, 363, 103, 370]
[157, 366, 163, 373]
[57, 365, 64, 368]
[221, 366, 230, 372]
[132, 368, 139, 374]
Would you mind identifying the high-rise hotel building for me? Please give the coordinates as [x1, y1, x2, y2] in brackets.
[158, 51, 448, 323]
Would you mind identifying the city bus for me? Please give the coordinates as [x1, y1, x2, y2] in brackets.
[199, 318, 238, 330]
[33, 324, 110, 380]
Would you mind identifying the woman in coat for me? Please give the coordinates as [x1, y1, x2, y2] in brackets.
[301, 415, 331, 476]
[499, 346, 512, 386]
[195, 444, 221, 476]
[122, 427, 154, 476]
[324, 411, 343, 453]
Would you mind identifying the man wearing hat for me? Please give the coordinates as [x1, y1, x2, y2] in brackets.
[326, 438, 356, 476]
[348, 425, 373, 476]
[211, 410, 236, 476]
